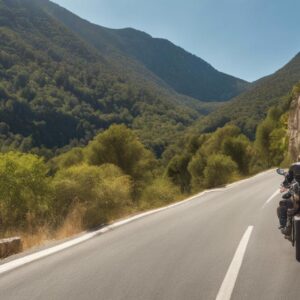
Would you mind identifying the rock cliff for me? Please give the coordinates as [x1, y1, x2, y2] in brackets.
[289, 94, 300, 160]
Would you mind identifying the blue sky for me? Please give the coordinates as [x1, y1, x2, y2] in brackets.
[51, 0, 300, 82]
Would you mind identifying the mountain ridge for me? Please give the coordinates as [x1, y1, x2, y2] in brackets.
[33, 0, 250, 102]
[193, 52, 300, 138]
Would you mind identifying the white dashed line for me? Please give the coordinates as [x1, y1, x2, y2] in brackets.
[262, 189, 280, 208]
[216, 226, 254, 300]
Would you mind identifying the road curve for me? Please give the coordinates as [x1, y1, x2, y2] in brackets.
[0, 170, 299, 300]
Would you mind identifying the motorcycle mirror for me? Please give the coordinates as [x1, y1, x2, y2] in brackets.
[276, 168, 286, 176]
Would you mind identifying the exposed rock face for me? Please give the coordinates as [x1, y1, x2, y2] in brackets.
[289, 95, 300, 160]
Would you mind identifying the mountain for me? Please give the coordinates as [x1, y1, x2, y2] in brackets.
[193, 52, 300, 138]
[0, 0, 252, 158]
[0, 0, 210, 157]
[33, 0, 250, 102]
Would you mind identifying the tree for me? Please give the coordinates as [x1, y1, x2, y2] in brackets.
[200, 125, 240, 156]
[255, 117, 276, 167]
[204, 154, 237, 187]
[166, 154, 191, 193]
[85, 125, 156, 182]
[222, 135, 252, 174]
[187, 153, 206, 190]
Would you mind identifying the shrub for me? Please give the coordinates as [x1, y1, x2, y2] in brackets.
[204, 154, 237, 187]
[222, 135, 252, 174]
[255, 118, 276, 167]
[53, 163, 132, 228]
[187, 153, 206, 191]
[166, 153, 191, 193]
[0, 152, 52, 232]
[200, 125, 241, 156]
[139, 178, 180, 209]
[85, 125, 156, 182]
[52, 147, 84, 170]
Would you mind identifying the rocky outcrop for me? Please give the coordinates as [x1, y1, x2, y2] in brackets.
[0, 237, 22, 259]
[289, 95, 300, 160]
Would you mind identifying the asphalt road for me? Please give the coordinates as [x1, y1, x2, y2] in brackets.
[0, 170, 299, 300]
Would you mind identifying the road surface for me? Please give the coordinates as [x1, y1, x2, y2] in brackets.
[1, 170, 299, 300]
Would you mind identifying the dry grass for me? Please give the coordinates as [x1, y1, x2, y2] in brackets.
[54, 203, 86, 240]
[2, 203, 87, 252]
[20, 227, 52, 250]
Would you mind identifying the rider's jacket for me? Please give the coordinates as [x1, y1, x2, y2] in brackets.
[286, 162, 300, 184]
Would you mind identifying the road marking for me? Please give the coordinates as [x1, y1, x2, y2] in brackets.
[0, 169, 272, 275]
[0, 188, 224, 275]
[215, 226, 254, 300]
[262, 189, 280, 208]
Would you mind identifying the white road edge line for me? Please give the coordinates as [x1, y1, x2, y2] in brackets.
[0, 170, 271, 275]
[0, 188, 221, 275]
[215, 226, 254, 300]
[262, 189, 280, 208]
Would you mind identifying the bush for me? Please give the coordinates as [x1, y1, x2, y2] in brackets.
[85, 125, 156, 182]
[52, 147, 84, 170]
[200, 125, 240, 156]
[166, 153, 191, 193]
[222, 135, 252, 174]
[53, 163, 132, 228]
[204, 154, 237, 187]
[255, 118, 276, 167]
[187, 153, 206, 191]
[139, 178, 180, 209]
[0, 152, 52, 232]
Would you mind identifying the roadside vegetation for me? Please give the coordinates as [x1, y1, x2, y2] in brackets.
[1, 82, 298, 249]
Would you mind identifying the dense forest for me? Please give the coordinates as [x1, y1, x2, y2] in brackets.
[0, 0, 216, 158]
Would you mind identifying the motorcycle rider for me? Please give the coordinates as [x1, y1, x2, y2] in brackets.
[284, 155, 300, 184]
[278, 155, 300, 235]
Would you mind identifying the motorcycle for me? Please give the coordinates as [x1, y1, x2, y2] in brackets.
[276, 168, 300, 261]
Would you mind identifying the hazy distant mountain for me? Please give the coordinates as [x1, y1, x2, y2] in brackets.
[193, 53, 300, 138]
[35, 0, 250, 102]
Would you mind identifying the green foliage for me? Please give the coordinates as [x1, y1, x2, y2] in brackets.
[166, 124, 253, 191]
[200, 125, 241, 155]
[187, 154, 206, 190]
[53, 164, 132, 228]
[0, 152, 52, 232]
[255, 106, 289, 167]
[52, 147, 84, 170]
[204, 154, 237, 187]
[85, 125, 156, 182]
[139, 178, 180, 209]
[166, 154, 191, 193]
[222, 135, 252, 174]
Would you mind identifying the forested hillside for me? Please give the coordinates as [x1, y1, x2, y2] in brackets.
[0, 0, 217, 157]
[194, 53, 300, 138]
[34, 0, 250, 102]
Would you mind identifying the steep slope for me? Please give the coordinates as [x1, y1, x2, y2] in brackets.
[0, 0, 206, 156]
[34, 0, 250, 102]
[193, 53, 300, 138]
